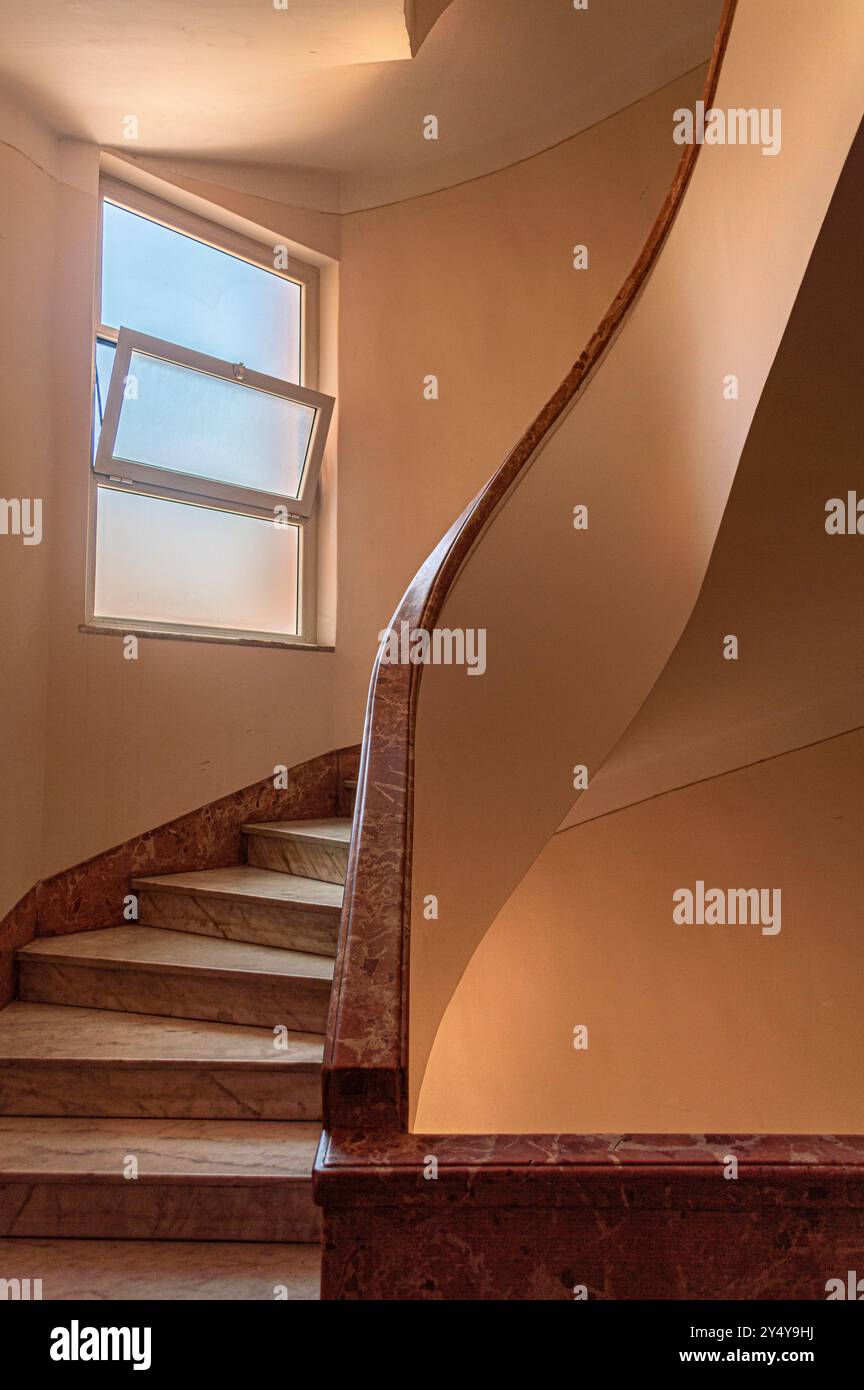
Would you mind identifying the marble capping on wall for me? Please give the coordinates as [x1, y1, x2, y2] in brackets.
[315, 1130, 864, 1300]
[0, 745, 360, 1008]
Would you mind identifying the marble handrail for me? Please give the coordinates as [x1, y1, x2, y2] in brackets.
[322, 0, 738, 1131]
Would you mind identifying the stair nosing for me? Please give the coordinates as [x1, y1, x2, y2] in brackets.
[0, 1165, 315, 1187]
[133, 867, 342, 913]
[241, 822, 351, 848]
[16, 930, 334, 987]
[18, 953, 334, 989]
[0, 1057, 322, 1073]
[0, 1118, 321, 1185]
[0, 1005, 324, 1069]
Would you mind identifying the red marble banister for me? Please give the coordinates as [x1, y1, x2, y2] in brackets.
[319, 1129, 864, 1197]
[316, 1128, 864, 1300]
[322, 0, 739, 1133]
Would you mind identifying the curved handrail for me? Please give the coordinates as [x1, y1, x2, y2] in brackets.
[322, 0, 739, 1131]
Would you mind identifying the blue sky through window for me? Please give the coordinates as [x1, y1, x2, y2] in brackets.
[101, 202, 301, 382]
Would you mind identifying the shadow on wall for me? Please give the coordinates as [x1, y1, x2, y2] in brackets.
[404, 0, 457, 55]
[418, 123, 864, 1135]
[564, 119, 864, 828]
[419, 729, 864, 1133]
[408, 0, 864, 1127]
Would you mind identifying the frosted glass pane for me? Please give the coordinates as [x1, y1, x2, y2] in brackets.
[114, 352, 315, 498]
[94, 488, 299, 636]
[102, 201, 300, 381]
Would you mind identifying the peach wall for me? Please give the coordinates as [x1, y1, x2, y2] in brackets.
[0, 66, 702, 904]
[0, 122, 340, 904]
[332, 66, 702, 744]
[407, 0, 864, 1123]
[0, 103, 56, 918]
[405, 0, 456, 55]
[41, 153, 338, 881]
[417, 115, 864, 1136]
[417, 730, 864, 1133]
[561, 122, 864, 832]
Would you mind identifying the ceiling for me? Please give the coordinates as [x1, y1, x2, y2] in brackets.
[0, 0, 723, 210]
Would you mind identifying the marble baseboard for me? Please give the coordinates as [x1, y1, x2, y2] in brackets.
[321, 1202, 864, 1300]
[28, 744, 358, 941]
[0, 890, 37, 1008]
[336, 747, 360, 817]
[316, 1130, 864, 1299]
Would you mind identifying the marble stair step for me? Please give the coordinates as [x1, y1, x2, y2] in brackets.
[134, 865, 341, 955]
[0, 1117, 321, 1242]
[243, 818, 351, 884]
[0, 1001, 323, 1121]
[0, 1236, 320, 1299]
[17, 926, 333, 1032]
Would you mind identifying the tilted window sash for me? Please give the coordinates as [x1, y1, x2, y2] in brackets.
[93, 328, 334, 521]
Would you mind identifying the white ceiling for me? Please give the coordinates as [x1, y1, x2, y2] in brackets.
[0, 0, 723, 210]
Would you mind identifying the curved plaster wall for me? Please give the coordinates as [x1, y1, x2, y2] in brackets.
[408, 0, 864, 1125]
[416, 114, 864, 1134]
[418, 730, 864, 1133]
[561, 125, 864, 831]
[404, 0, 456, 55]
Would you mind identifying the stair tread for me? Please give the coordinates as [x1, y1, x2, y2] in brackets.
[242, 817, 352, 845]
[0, 1237, 320, 1299]
[134, 864, 342, 910]
[0, 1116, 320, 1181]
[0, 1002, 323, 1068]
[17, 926, 334, 983]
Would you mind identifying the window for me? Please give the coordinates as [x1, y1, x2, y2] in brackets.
[88, 180, 333, 643]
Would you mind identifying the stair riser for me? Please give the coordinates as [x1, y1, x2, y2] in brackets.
[18, 962, 331, 1033]
[137, 888, 339, 957]
[0, 1181, 320, 1242]
[0, 1237, 322, 1300]
[245, 835, 349, 885]
[0, 1065, 322, 1122]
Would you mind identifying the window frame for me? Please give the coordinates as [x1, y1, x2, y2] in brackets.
[86, 176, 327, 647]
[94, 328, 333, 521]
[96, 176, 320, 387]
